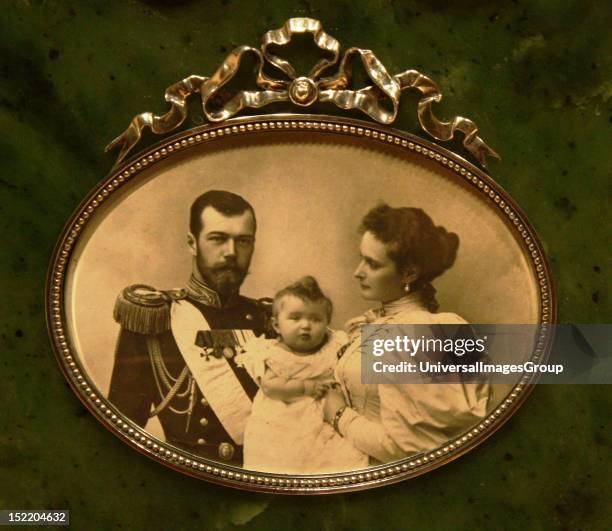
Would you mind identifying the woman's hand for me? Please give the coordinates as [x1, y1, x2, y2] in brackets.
[323, 385, 347, 423]
[305, 380, 333, 400]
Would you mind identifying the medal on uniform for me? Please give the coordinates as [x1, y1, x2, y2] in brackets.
[47, 18, 555, 492]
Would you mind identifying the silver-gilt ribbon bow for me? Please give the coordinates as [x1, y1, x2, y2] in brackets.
[106, 18, 499, 168]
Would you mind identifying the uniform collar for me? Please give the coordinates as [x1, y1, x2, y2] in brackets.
[185, 275, 222, 308]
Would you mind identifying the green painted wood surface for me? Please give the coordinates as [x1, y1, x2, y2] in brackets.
[1, 1, 610, 529]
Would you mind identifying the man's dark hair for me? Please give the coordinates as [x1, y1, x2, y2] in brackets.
[189, 190, 257, 236]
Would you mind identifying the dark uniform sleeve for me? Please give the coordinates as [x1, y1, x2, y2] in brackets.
[108, 329, 155, 427]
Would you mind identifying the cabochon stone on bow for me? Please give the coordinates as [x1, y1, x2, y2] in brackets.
[106, 17, 499, 168]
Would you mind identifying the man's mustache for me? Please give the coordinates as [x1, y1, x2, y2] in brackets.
[211, 261, 245, 274]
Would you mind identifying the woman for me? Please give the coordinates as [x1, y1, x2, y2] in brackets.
[323, 204, 491, 464]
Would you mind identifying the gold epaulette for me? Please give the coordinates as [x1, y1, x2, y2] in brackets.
[113, 284, 185, 335]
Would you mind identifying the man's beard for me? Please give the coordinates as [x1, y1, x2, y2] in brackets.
[196, 256, 248, 301]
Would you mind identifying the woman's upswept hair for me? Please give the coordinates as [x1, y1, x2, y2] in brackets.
[273, 276, 333, 321]
[361, 204, 459, 309]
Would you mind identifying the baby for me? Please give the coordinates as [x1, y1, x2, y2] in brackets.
[237, 276, 367, 474]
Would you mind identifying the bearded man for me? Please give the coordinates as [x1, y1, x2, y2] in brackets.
[108, 190, 270, 466]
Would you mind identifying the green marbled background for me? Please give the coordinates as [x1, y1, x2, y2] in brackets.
[1, 0, 610, 529]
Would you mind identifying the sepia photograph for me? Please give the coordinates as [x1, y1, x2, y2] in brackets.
[3, 0, 604, 521]
[61, 119, 543, 477]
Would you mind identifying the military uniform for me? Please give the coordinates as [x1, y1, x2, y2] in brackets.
[108, 275, 270, 466]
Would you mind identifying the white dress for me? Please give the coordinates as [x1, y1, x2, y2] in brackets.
[236, 331, 368, 474]
[336, 293, 492, 464]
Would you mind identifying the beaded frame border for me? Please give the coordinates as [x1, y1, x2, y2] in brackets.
[46, 114, 555, 494]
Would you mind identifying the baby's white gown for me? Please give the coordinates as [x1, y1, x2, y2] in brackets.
[236, 332, 368, 474]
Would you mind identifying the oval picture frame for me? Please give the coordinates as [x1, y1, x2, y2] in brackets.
[47, 113, 555, 493]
